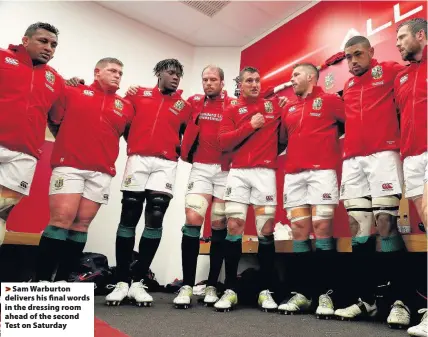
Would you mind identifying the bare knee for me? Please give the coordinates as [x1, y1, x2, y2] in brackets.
[286, 205, 311, 240]
[312, 220, 332, 238]
[311, 205, 334, 238]
[227, 218, 245, 236]
[50, 209, 76, 229]
[185, 208, 204, 225]
[376, 213, 398, 237]
[70, 217, 93, 233]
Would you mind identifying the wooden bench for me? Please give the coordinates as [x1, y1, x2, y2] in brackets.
[5, 232, 426, 253]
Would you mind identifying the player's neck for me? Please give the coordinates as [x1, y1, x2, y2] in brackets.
[412, 44, 426, 62]
[300, 84, 314, 99]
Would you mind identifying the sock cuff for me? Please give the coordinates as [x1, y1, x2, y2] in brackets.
[211, 228, 227, 242]
[293, 239, 312, 253]
[352, 235, 372, 246]
[42, 225, 68, 241]
[225, 233, 242, 242]
[142, 226, 163, 239]
[381, 234, 405, 252]
[315, 237, 335, 251]
[117, 224, 136, 238]
[258, 235, 274, 245]
[182, 225, 202, 238]
[68, 230, 88, 243]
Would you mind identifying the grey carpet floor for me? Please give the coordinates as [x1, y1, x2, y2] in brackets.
[95, 294, 411, 337]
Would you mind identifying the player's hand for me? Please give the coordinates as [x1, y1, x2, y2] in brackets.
[250, 113, 265, 129]
[65, 77, 85, 86]
[126, 85, 141, 96]
[278, 96, 288, 107]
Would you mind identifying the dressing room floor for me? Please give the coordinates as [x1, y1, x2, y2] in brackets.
[94, 294, 410, 337]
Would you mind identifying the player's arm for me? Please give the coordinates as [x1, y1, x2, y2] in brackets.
[47, 80, 67, 138]
[218, 106, 256, 151]
[122, 98, 137, 142]
[330, 95, 346, 138]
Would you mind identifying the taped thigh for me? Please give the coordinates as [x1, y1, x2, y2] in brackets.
[372, 195, 400, 217]
[286, 205, 311, 223]
[225, 201, 248, 222]
[312, 204, 335, 221]
[255, 205, 276, 236]
[344, 197, 373, 237]
[185, 194, 209, 218]
[211, 202, 226, 222]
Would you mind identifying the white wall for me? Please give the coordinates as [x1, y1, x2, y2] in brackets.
[0, 1, 241, 285]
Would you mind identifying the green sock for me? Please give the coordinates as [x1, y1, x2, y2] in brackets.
[117, 224, 136, 238]
[225, 233, 242, 242]
[315, 237, 334, 251]
[42, 225, 68, 241]
[142, 226, 162, 239]
[67, 230, 87, 243]
[381, 235, 405, 252]
[181, 224, 201, 238]
[293, 239, 312, 253]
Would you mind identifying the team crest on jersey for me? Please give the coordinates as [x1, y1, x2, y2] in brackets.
[174, 100, 185, 111]
[400, 74, 408, 85]
[348, 79, 355, 88]
[264, 101, 273, 113]
[230, 100, 238, 106]
[115, 99, 123, 110]
[324, 73, 334, 90]
[45, 71, 55, 85]
[371, 65, 383, 80]
[83, 90, 94, 96]
[288, 106, 296, 113]
[312, 98, 323, 110]
[54, 177, 63, 190]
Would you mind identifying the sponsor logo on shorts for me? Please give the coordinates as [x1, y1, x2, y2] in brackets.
[283, 194, 287, 203]
[340, 185, 345, 195]
[54, 177, 63, 190]
[266, 195, 274, 202]
[19, 181, 28, 190]
[322, 193, 332, 200]
[103, 194, 109, 201]
[382, 183, 393, 191]
[187, 182, 194, 191]
[166, 183, 173, 190]
[400, 74, 408, 85]
[123, 175, 132, 187]
[225, 187, 232, 197]
[5, 57, 19, 66]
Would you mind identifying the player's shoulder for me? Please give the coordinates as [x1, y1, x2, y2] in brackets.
[188, 94, 205, 101]
[134, 86, 156, 98]
[321, 91, 343, 103]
